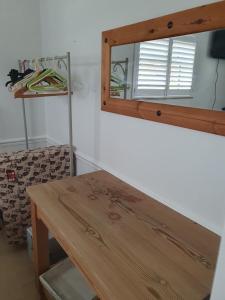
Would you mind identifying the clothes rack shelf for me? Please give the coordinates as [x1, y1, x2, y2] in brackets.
[14, 91, 71, 99]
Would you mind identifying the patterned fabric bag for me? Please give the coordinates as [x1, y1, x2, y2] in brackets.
[0, 145, 71, 245]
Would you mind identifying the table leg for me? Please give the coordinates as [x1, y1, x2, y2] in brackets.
[31, 201, 49, 299]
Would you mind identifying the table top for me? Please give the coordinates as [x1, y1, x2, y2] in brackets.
[27, 171, 220, 300]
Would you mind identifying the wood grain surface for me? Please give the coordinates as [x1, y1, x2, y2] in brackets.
[27, 171, 220, 300]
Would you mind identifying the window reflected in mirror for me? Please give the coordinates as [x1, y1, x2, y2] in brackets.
[110, 30, 225, 112]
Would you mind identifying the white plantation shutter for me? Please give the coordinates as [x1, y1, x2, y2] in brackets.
[134, 36, 196, 98]
[168, 38, 196, 95]
[135, 39, 170, 96]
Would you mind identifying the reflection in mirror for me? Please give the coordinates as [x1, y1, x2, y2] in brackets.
[110, 30, 225, 111]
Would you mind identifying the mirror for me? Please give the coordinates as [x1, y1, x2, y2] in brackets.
[102, 1, 225, 136]
[110, 30, 225, 112]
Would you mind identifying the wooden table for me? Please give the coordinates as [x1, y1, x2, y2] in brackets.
[27, 171, 220, 300]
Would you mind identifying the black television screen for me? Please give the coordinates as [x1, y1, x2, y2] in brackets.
[210, 30, 225, 59]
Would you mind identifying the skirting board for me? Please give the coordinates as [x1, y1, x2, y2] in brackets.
[46, 136, 221, 236]
[0, 136, 47, 153]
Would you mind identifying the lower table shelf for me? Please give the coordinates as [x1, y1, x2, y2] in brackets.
[40, 258, 98, 300]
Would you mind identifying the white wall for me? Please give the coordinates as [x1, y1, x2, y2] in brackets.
[0, 0, 45, 152]
[211, 221, 225, 299]
[40, 0, 225, 235]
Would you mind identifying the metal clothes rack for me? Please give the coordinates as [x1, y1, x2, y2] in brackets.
[111, 58, 129, 99]
[17, 52, 74, 176]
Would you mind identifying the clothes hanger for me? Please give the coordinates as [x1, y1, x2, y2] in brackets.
[59, 58, 67, 70]
[13, 72, 39, 98]
[14, 69, 67, 97]
[13, 59, 42, 97]
[5, 59, 34, 89]
[13, 56, 68, 97]
[27, 69, 67, 92]
[12, 60, 39, 94]
[111, 74, 124, 85]
[12, 72, 35, 92]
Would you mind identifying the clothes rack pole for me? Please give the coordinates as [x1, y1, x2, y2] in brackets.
[18, 60, 29, 150]
[67, 52, 74, 176]
[22, 99, 29, 150]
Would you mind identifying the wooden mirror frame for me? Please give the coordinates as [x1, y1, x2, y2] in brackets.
[101, 1, 225, 136]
